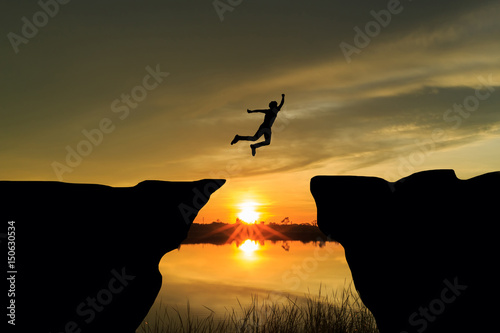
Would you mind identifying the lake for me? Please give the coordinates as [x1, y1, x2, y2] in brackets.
[140, 240, 353, 326]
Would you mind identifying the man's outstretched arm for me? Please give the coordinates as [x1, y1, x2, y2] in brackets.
[278, 94, 285, 110]
[247, 109, 267, 113]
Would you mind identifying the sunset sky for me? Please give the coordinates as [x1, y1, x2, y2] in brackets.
[2, 0, 500, 223]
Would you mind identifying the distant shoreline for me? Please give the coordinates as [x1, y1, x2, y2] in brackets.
[183, 222, 334, 245]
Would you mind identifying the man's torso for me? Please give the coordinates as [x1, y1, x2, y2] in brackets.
[261, 108, 279, 128]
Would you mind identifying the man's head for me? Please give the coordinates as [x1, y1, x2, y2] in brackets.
[269, 101, 278, 109]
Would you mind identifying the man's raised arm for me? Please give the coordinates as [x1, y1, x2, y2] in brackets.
[278, 94, 285, 110]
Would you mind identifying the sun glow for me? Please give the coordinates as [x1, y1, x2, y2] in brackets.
[238, 239, 260, 256]
[237, 201, 260, 224]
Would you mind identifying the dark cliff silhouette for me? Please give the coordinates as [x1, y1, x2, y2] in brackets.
[311, 170, 497, 333]
[2, 179, 224, 333]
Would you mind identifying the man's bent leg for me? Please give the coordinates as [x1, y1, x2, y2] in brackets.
[250, 130, 271, 156]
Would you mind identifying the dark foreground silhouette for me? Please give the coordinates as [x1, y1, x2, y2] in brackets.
[311, 169, 497, 333]
[2, 179, 224, 333]
[231, 94, 285, 156]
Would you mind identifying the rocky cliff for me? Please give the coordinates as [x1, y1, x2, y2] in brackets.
[311, 170, 497, 333]
[2, 179, 224, 333]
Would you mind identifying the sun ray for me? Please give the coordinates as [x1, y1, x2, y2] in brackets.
[225, 223, 246, 244]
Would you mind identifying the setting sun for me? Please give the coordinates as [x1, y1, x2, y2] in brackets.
[237, 201, 260, 224]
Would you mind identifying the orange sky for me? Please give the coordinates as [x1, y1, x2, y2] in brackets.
[2, 1, 500, 224]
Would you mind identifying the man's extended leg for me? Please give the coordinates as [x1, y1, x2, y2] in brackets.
[231, 135, 240, 145]
[250, 130, 271, 156]
[236, 134, 259, 141]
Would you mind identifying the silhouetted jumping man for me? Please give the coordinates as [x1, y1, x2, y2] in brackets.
[231, 94, 285, 156]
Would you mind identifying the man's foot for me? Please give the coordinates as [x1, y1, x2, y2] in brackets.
[231, 135, 239, 145]
[251, 144, 256, 156]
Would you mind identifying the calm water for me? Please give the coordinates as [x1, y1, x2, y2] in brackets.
[141, 240, 353, 324]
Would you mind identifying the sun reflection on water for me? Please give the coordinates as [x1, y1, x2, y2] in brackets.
[238, 239, 260, 259]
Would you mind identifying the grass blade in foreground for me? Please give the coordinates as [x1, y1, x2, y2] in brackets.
[138, 284, 379, 333]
